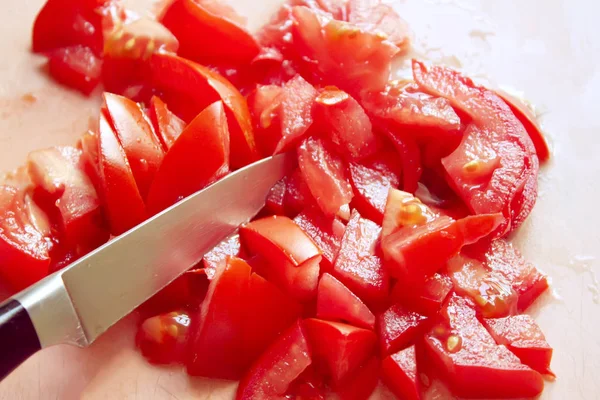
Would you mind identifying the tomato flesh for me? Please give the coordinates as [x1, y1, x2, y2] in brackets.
[293, 207, 346, 269]
[136, 310, 191, 365]
[48, 46, 102, 95]
[148, 96, 186, 150]
[202, 235, 242, 279]
[333, 356, 380, 400]
[390, 272, 453, 316]
[377, 303, 428, 356]
[381, 345, 420, 400]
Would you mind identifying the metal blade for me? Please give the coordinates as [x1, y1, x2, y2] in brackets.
[58, 153, 294, 344]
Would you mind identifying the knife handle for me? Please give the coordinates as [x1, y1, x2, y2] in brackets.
[0, 298, 41, 380]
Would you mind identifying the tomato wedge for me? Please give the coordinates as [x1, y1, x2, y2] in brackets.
[47, 46, 102, 95]
[390, 272, 453, 316]
[136, 310, 191, 365]
[146, 101, 230, 214]
[160, 0, 260, 65]
[381, 346, 420, 400]
[147, 96, 186, 150]
[377, 304, 428, 356]
[247, 84, 284, 156]
[202, 235, 242, 279]
[384, 129, 422, 193]
[333, 356, 380, 400]
[96, 112, 146, 235]
[293, 207, 346, 269]
[150, 53, 258, 169]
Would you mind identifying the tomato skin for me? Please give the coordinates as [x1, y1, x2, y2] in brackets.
[293, 207, 346, 269]
[96, 112, 146, 235]
[377, 304, 428, 356]
[149, 53, 258, 169]
[237, 320, 312, 400]
[146, 101, 230, 215]
[334, 356, 380, 400]
[47, 46, 102, 95]
[303, 318, 377, 385]
[483, 315, 554, 377]
[202, 235, 241, 279]
[316, 273, 375, 330]
[381, 346, 420, 400]
[160, 0, 260, 65]
[390, 272, 453, 316]
[136, 310, 191, 365]
[147, 96, 186, 150]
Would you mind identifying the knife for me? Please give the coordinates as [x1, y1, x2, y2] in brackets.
[0, 152, 295, 380]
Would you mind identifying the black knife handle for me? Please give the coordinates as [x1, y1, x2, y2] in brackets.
[0, 298, 41, 380]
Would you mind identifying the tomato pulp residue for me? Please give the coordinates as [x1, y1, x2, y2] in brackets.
[0, 0, 554, 397]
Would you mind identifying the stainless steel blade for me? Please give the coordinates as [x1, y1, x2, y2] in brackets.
[51, 153, 294, 345]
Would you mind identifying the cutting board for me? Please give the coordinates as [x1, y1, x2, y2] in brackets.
[0, 0, 599, 399]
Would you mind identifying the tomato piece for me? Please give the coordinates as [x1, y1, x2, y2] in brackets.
[483, 315, 554, 376]
[140, 268, 209, 316]
[150, 53, 258, 169]
[147, 96, 186, 150]
[136, 310, 191, 365]
[298, 136, 353, 217]
[424, 294, 544, 399]
[47, 46, 102, 95]
[264, 178, 287, 216]
[348, 150, 401, 225]
[146, 101, 230, 214]
[240, 215, 322, 300]
[381, 346, 420, 400]
[0, 170, 53, 290]
[447, 254, 518, 318]
[316, 273, 375, 330]
[237, 320, 312, 400]
[104, 17, 179, 59]
[381, 188, 438, 238]
[284, 168, 318, 217]
[286, 366, 327, 400]
[377, 303, 428, 356]
[103, 93, 165, 199]
[27, 146, 108, 254]
[496, 90, 550, 163]
[383, 129, 422, 193]
[202, 235, 241, 279]
[96, 112, 146, 235]
[303, 318, 376, 384]
[413, 61, 539, 235]
[390, 272, 453, 316]
[79, 130, 102, 192]
[334, 356, 380, 400]
[333, 210, 389, 307]
[314, 87, 378, 160]
[293, 207, 346, 269]
[247, 84, 284, 156]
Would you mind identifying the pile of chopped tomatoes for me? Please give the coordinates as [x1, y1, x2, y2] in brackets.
[0, 0, 554, 397]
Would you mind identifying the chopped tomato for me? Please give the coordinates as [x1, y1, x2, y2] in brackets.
[413, 60, 539, 235]
[390, 272, 453, 316]
[284, 168, 318, 217]
[147, 96, 186, 150]
[136, 310, 191, 365]
[483, 315, 554, 376]
[303, 318, 376, 384]
[159, 0, 259, 65]
[27, 146, 108, 254]
[103, 93, 165, 199]
[146, 101, 230, 214]
[264, 178, 287, 216]
[286, 366, 327, 400]
[348, 150, 401, 225]
[333, 210, 389, 307]
[150, 53, 258, 169]
[96, 112, 146, 235]
[202, 235, 242, 279]
[247, 84, 284, 156]
[333, 356, 380, 400]
[316, 273, 375, 330]
[240, 215, 322, 300]
[377, 303, 428, 356]
[47, 46, 102, 95]
[293, 207, 346, 269]
[381, 188, 438, 238]
[383, 129, 422, 193]
[314, 86, 378, 160]
[381, 346, 420, 400]
[423, 294, 544, 399]
[237, 320, 312, 400]
[79, 130, 102, 192]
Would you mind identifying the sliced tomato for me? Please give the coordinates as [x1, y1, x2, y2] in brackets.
[314, 86, 378, 160]
[79, 130, 102, 192]
[383, 129, 422, 193]
[159, 0, 259, 65]
[413, 60, 539, 235]
[333, 210, 389, 307]
[96, 112, 146, 235]
[247, 84, 284, 156]
[333, 356, 380, 400]
[293, 207, 346, 269]
[390, 272, 453, 316]
[0, 170, 54, 290]
[483, 315, 554, 376]
[381, 188, 438, 238]
[147, 96, 186, 150]
[377, 303, 428, 356]
[47, 46, 102, 95]
[136, 310, 191, 365]
[237, 320, 312, 400]
[286, 366, 327, 400]
[284, 168, 318, 216]
[303, 318, 376, 384]
[447, 253, 518, 318]
[381, 345, 420, 400]
[202, 235, 241, 279]
[146, 101, 230, 214]
[348, 150, 401, 225]
[264, 178, 287, 216]
[27, 146, 108, 254]
[103, 93, 165, 199]
[298, 136, 354, 217]
[240, 215, 322, 300]
[149, 53, 258, 169]
[423, 294, 544, 399]
[316, 273, 375, 330]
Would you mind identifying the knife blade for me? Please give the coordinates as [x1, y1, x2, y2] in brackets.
[0, 152, 294, 379]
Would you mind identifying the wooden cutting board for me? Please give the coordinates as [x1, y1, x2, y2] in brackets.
[0, 0, 598, 399]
